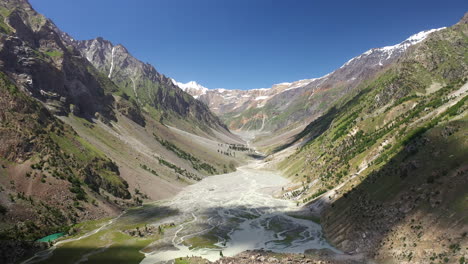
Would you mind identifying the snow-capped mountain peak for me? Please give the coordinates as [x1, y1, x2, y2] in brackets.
[379, 27, 445, 52]
[171, 79, 209, 98]
[171, 79, 208, 91]
[341, 27, 445, 68]
[405, 28, 445, 44]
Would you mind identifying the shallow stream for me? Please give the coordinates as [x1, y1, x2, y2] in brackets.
[141, 162, 337, 263]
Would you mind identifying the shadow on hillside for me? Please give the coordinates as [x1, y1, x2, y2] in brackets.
[317, 124, 468, 258]
[274, 107, 338, 153]
[10, 204, 328, 264]
[119, 204, 180, 225]
[13, 245, 152, 264]
[273, 90, 367, 153]
[248, 153, 266, 160]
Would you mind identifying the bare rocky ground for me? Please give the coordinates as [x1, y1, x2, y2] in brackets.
[178, 249, 371, 264]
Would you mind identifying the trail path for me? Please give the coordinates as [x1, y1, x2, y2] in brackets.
[21, 215, 123, 264]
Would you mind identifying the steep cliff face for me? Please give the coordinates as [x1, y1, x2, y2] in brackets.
[74, 37, 229, 134]
[277, 17, 468, 263]
[0, 0, 131, 220]
[0, 0, 119, 121]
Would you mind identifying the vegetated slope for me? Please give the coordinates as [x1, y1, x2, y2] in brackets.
[0, 72, 127, 261]
[0, 0, 130, 242]
[277, 14, 468, 263]
[0, 0, 243, 262]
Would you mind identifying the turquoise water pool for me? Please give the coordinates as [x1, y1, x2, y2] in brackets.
[36, 232, 65, 242]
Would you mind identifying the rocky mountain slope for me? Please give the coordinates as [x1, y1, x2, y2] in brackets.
[0, 0, 244, 262]
[73, 37, 230, 135]
[274, 14, 468, 264]
[182, 28, 445, 135]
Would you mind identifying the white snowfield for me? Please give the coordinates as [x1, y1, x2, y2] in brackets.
[254, 95, 269, 101]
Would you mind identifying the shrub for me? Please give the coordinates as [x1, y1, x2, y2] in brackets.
[0, 204, 7, 214]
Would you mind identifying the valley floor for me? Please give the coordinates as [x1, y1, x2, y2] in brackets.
[20, 159, 367, 264]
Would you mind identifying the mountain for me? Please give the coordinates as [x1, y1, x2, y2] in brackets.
[0, 0, 132, 255]
[72, 37, 231, 136]
[0, 0, 244, 261]
[0, 0, 466, 263]
[181, 78, 317, 118]
[182, 28, 446, 135]
[273, 14, 468, 263]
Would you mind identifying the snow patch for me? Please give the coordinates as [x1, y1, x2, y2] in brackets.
[255, 96, 269, 101]
[108, 47, 115, 79]
[339, 27, 445, 69]
[283, 79, 315, 91]
[130, 77, 141, 105]
[252, 88, 270, 91]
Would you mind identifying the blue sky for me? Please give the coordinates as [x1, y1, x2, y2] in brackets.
[30, 0, 467, 90]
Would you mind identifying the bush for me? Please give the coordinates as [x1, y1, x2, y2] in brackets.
[0, 204, 7, 215]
